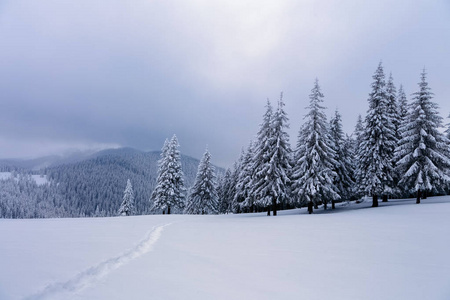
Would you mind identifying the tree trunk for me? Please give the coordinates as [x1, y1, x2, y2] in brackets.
[307, 201, 313, 214]
[372, 194, 378, 207]
[331, 200, 335, 209]
[314, 203, 318, 209]
[272, 198, 277, 216]
[416, 189, 421, 204]
[167, 206, 171, 215]
[267, 207, 271, 216]
[163, 210, 165, 215]
[323, 201, 327, 210]
[422, 190, 427, 199]
[382, 195, 388, 202]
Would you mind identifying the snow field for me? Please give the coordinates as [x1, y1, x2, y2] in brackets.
[0, 172, 48, 186]
[1, 197, 450, 299]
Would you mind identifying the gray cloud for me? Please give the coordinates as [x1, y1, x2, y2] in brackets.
[1, 0, 449, 167]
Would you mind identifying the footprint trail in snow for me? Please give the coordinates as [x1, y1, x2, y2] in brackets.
[25, 223, 170, 300]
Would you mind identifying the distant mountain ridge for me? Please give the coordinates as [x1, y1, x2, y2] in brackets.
[0, 147, 224, 218]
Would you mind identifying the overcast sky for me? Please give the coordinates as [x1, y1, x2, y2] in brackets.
[1, 0, 449, 167]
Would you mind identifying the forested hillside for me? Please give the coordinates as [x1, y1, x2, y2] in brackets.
[0, 148, 218, 218]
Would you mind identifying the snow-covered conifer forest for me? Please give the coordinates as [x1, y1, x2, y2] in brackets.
[1, 64, 450, 218]
[1, 64, 450, 300]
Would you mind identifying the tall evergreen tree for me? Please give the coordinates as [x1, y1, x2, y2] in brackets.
[386, 73, 400, 140]
[151, 135, 186, 214]
[118, 179, 134, 216]
[267, 94, 292, 214]
[330, 109, 355, 204]
[230, 159, 243, 213]
[251, 100, 274, 215]
[385, 73, 400, 198]
[353, 114, 365, 198]
[394, 70, 450, 203]
[217, 168, 233, 214]
[235, 141, 256, 212]
[354, 114, 364, 147]
[292, 79, 339, 211]
[252, 94, 292, 216]
[397, 85, 409, 130]
[357, 62, 396, 207]
[185, 148, 219, 214]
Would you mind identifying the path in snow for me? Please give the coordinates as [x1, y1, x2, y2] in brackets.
[25, 223, 170, 300]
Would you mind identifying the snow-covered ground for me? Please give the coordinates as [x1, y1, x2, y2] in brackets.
[0, 172, 48, 186]
[1, 197, 449, 300]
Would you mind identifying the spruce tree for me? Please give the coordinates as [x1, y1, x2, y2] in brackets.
[118, 179, 134, 216]
[151, 135, 186, 214]
[185, 148, 219, 214]
[385, 73, 400, 199]
[357, 62, 396, 207]
[397, 85, 409, 130]
[386, 73, 400, 140]
[235, 141, 256, 212]
[330, 109, 355, 204]
[267, 93, 292, 214]
[251, 100, 274, 215]
[251, 94, 291, 216]
[291, 79, 339, 211]
[394, 70, 450, 203]
[353, 114, 365, 198]
[217, 168, 233, 214]
[229, 159, 242, 213]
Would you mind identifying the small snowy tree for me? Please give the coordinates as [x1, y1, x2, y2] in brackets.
[394, 70, 450, 203]
[217, 168, 233, 214]
[118, 179, 134, 216]
[330, 109, 355, 204]
[357, 62, 396, 207]
[235, 141, 256, 212]
[353, 115, 365, 198]
[397, 85, 409, 131]
[151, 135, 186, 214]
[386, 73, 400, 140]
[291, 79, 340, 211]
[229, 159, 242, 213]
[185, 148, 219, 214]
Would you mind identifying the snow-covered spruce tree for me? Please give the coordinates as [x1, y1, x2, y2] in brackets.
[118, 179, 134, 216]
[357, 62, 396, 207]
[291, 79, 340, 212]
[393, 84, 410, 197]
[386, 73, 401, 198]
[251, 94, 292, 216]
[397, 85, 409, 131]
[267, 93, 292, 213]
[344, 133, 357, 195]
[394, 70, 450, 203]
[330, 109, 355, 205]
[235, 141, 256, 212]
[386, 73, 400, 140]
[185, 148, 218, 214]
[151, 135, 186, 214]
[446, 113, 450, 140]
[217, 168, 233, 214]
[250, 100, 274, 215]
[353, 114, 365, 198]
